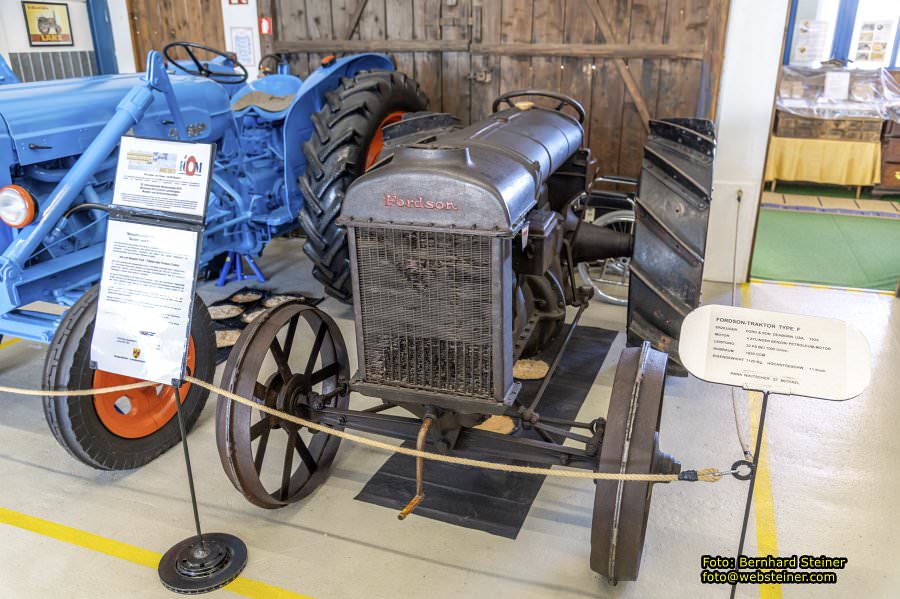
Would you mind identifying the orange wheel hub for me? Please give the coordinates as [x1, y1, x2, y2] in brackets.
[92, 337, 196, 439]
[364, 111, 406, 171]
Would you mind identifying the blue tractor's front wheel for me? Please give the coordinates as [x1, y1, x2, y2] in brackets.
[42, 287, 216, 470]
[298, 70, 428, 301]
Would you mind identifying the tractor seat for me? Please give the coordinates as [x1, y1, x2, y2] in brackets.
[231, 91, 295, 114]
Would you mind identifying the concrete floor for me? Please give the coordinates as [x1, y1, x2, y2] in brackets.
[0, 237, 897, 598]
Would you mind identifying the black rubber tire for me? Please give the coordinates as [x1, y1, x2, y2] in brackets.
[299, 70, 428, 301]
[42, 287, 216, 471]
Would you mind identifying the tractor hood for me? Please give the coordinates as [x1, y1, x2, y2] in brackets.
[0, 73, 232, 167]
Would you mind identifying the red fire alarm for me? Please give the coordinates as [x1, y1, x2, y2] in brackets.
[259, 16, 273, 36]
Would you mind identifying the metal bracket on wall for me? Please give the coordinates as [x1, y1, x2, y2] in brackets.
[467, 69, 492, 83]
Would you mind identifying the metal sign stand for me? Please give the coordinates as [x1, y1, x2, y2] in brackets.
[728, 390, 770, 599]
[679, 303, 871, 599]
[158, 384, 247, 594]
[88, 136, 248, 594]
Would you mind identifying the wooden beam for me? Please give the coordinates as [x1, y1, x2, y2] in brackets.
[705, 0, 731, 120]
[274, 39, 703, 59]
[472, 43, 704, 59]
[275, 39, 470, 53]
[344, 0, 370, 40]
[257, 0, 274, 57]
[583, 0, 652, 133]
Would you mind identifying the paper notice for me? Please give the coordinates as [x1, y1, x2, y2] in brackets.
[679, 305, 870, 400]
[791, 20, 828, 65]
[90, 220, 199, 384]
[112, 136, 213, 218]
[823, 71, 851, 101]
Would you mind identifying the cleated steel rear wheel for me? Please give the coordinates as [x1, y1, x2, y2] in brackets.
[627, 118, 715, 373]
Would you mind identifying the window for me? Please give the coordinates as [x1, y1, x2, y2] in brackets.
[785, 0, 900, 69]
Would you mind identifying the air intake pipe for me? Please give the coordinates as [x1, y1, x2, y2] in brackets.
[570, 220, 634, 263]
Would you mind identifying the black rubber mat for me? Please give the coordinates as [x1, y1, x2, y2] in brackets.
[354, 326, 616, 539]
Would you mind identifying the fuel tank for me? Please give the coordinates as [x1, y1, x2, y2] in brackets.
[339, 107, 583, 235]
[0, 73, 232, 168]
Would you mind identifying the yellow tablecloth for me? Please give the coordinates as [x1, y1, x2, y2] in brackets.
[764, 136, 882, 186]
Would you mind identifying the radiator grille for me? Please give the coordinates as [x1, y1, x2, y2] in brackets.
[355, 227, 494, 399]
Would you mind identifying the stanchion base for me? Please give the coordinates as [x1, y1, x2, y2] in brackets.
[158, 533, 248, 594]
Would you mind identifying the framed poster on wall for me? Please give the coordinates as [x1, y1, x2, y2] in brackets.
[21, 2, 73, 47]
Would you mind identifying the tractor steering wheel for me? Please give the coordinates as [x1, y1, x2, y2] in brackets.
[163, 41, 249, 85]
[492, 90, 586, 124]
[258, 53, 283, 75]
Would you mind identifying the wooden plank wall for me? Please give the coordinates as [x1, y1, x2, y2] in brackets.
[127, 0, 226, 72]
[263, 0, 729, 177]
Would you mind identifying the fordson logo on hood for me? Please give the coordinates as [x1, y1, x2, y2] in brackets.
[384, 193, 460, 211]
[179, 155, 204, 177]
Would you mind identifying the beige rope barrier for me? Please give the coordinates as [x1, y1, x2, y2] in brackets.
[0, 375, 723, 483]
[184, 376, 723, 483]
[0, 380, 157, 397]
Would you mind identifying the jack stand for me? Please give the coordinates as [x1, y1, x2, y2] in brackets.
[158, 384, 248, 594]
[216, 251, 266, 287]
[398, 417, 433, 520]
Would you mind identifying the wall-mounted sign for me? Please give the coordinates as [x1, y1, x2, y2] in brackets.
[229, 27, 256, 66]
[679, 304, 871, 400]
[259, 16, 272, 36]
[790, 19, 828, 65]
[91, 137, 214, 385]
[21, 2, 73, 47]
[854, 21, 893, 65]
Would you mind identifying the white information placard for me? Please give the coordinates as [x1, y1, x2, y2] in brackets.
[112, 136, 213, 218]
[679, 305, 871, 400]
[91, 220, 200, 384]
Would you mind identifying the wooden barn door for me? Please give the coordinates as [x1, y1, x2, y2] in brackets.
[127, 0, 227, 72]
[260, 0, 729, 177]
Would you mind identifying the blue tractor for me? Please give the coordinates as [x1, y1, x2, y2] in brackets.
[0, 42, 428, 470]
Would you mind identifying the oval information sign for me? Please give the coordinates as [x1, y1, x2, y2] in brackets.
[679, 305, 871, 400]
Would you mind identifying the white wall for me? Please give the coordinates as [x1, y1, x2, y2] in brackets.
[221, 0, 262, 81]
[0, 0, 137, 74]
[0, 0, 94, 60]
[705, 0, 791, 283]
[108, 0, 136, 73]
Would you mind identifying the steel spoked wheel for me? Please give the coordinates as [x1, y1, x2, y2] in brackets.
[217, 301, 349, 509]
[578, 209, 635, 306]
[590, 342, 681, 583]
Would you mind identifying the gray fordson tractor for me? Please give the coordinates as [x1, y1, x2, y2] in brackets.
[215, 90, 715, 581]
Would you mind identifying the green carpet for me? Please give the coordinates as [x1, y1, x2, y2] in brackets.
[751, 209, 900, 291]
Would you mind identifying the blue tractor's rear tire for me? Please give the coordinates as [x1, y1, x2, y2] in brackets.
[42, 287, 216, 471]
[299, 70, 428, 301]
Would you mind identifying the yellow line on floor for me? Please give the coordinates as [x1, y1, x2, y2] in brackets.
[0, 337, 22, 350]
[0, 506, 313, 599]
[749, 278, 894, 296]
[741, 284, 782, 599]
[748, 392, 782, 599]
